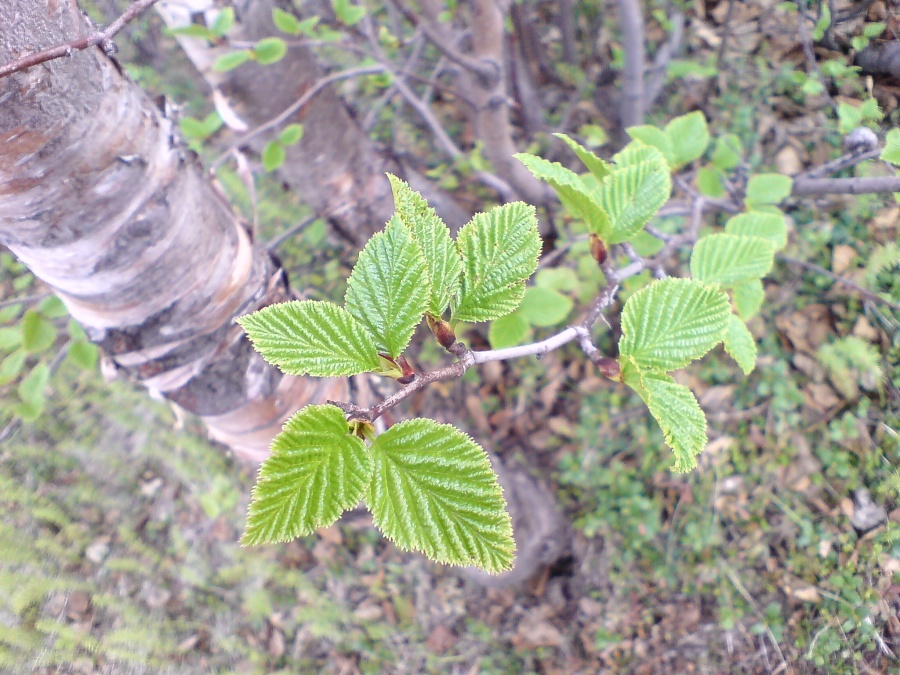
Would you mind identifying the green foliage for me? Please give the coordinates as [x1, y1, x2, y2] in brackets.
[731, 278, 765, 320]
[724, 314, 757, 375]
[332, 0, 366, 26]
[254, 37, 288, 65]
[690, 233, 775, 287]
[619, 278, 730, 372]
[237, 301, 382, 376]
[345, 218, 429, 357]
[387, 175, 462, 317]
[21, 310, 56, 354]
[724, 211, 788, 250]
[597, 144, 672, 243]
[836, 98, 882, 133]
[627, 110, 710, 169]
[818, 336, 884, 399]
[882, 128, 900, 165]
[212, 49, 252, 72]
[367, 419, 514, 573]
[745, 173, 793, 207]
[452, 202, 541, 322]
[242, 405, 372, 545]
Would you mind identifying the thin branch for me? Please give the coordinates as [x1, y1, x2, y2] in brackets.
[0, 291, 50, 310]
[791, 175, 900, 196]
[794, 147, 882, 180]
[779, 255, 900, 312]
[210, 65, 386, 172]
[266, 215, 318, 251]
[391, 0, 499, 85]
[0, 0, 160, 79]
[644, 11, 684, 110]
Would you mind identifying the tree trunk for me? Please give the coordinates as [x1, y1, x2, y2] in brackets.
[0, 0, 344, 464]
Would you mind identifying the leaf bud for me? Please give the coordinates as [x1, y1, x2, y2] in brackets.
[589, 233, 608, 265]
[591, 354, 621, 380]
[427, 315, 457, 350]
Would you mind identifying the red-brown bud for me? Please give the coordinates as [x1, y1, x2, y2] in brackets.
[427, 315, 457, 350]
[589, 233, 608, 266]
[592, 355, 621, 380]
[396, 355, 416, 384]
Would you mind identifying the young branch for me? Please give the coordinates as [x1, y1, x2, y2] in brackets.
[779, 255, 900, 312]
[0, 0, 160, 79]
[210, 64, 387, 171]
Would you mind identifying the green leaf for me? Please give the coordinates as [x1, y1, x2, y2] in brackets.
[665, 111, 710, 169]
[711, 134, 742, 170]
[626, 126, 675, 167]
[254, 37, 288, 65]
[18, 362, 49, 404]
[745, 174, 793, 207]
[598, 148, 672, 244]
[535, 267, 579, 292]
[514, 154, 611, 237]
[262, 141, 286, 172]
[690, 233, 775, 286]
[16, 396, 44, 422]
[553, 133, 612, 180]
[724, 211, 788, 250]
[209, 8, 235, 37]
[696, 166, 725, 198]
[332, 0, 366, 25]
[212, 50, 252, 72]
[38, 295, 67, 318]
[167, 24, 214, 39]
[367, 419, 515, 573]
[724, 315, 757, 375]
[623, 364, 708, 472]
[242, 405, 372, 545]
[21, 310, 57, 354]
[0, 350, 25, 386]
[0, 326, 21, 351]
[612, 141, 667, 167]
[67, 340, 98, 371]
[731, 279, 765, 320]
[619, 278, 730, 371]
[517, 286, 573, 327]
[881, 128, 900, 166]
[272, 7, 303, 35]
[238, 301, 381, 376]
[453, 202, 541, 323]
[278, 124, 304, 146]
[488, 312, 531, 348]
[345, 218, 429, 358]
[387, 175, 462, 317]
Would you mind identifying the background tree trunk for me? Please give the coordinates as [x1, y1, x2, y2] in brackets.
[0, 0, 344, 464]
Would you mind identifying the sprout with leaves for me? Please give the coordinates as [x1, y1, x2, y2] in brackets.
[237, 111, 790, 572]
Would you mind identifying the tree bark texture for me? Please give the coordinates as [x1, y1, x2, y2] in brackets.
[0, 0, 345, 464]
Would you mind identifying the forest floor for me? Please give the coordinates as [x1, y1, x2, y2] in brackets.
[2, 0, 900, 673]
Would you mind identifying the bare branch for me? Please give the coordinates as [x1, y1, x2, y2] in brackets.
[779, 255, 900, 312]
[795, 147, 883, 179]
[616, 0, 646, 128]
[210, 65, 386, 172]
[0, 0, 160, 79]
[644, 12, 684, 110]
[791, 175, 900, 196]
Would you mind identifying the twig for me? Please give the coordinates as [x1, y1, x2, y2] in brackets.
[391, 0, 499, 85]
[794, 147, 882, 179]
[359, 18, 516, 200]
[779, 254, 900, 312]
[265, 216, 318, 251]
[210, 65, 387, 172]
[616, 0, 646, 128]
[0, 291, 50, 310]
[0, 0, 160, 79]
[797, 0, 838, 112]
[644, 11, 684, 110]
[791, 175, 900, 196]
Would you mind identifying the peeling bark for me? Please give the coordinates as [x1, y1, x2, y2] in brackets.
[0, 0, 344, 464]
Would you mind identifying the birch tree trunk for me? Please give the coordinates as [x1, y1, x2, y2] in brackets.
[0, 0, 344, 464]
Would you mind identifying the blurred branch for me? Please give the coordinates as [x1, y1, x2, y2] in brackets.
[791, 175, 900, 196]
[616, 0, 646, 128]
[0, 0, 160, 78]
[644, 12, 684, 110]
[779, 255, 900, 312]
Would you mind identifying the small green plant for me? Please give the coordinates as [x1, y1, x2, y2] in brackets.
[237, 112, 790, 572]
